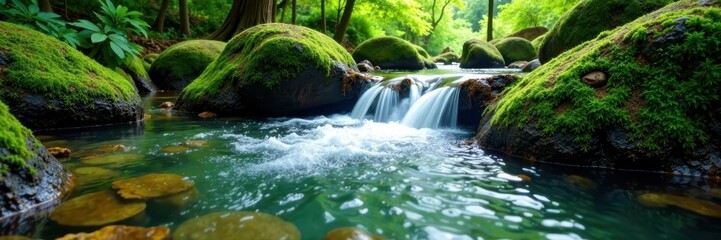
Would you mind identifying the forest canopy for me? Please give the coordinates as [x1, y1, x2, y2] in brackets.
[1, 0, 582, 57]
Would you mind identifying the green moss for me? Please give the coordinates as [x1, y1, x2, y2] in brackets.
[434, 52, 461, 64]
[143, 53, 159, 64]
[538, 0, 673, 63]
[0, 101, 35, 174]
[180, 23, 355, 100]
[0, 22, 136, 107]
[494, 37, 538, 64]
[352, 36, 430, 68]
[489, 0, 721, 151]
[121, 57, 149, 79]
[531, 34, 546, 51]
[459, 38, 505, 68]
[150, 40, 226, 82]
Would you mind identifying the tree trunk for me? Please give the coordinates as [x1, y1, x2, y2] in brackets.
[333, 0, 355, 43]
[321, 0, 326, 33]
[336, 0, 343, 25]
[272, 0, 277, 21]
[207, 0, 274, 41]
[179, 0, 191, 37]
[39, 0, 52, 12]
[487, 0, 493, 41]
[153, 0, 171, 32]
[291, 0, 297, 24]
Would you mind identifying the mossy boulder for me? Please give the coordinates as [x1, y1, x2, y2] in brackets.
[1, 101, 72, 217]
[506, 26, 549, 41]
[149, 40, 226, 91]
[531, 34, 546, 51]
[459, 39, 505, 68]
[433, 52, 461, 65]
[352, 36, 437, 70]
[175, 23, 362, 116]
[0, 22, 143, 130]
[538, 0, 673, 63]
[477, 0, 721, 177]
[120, 57, 156, 93]
[493, 37, 538, 64]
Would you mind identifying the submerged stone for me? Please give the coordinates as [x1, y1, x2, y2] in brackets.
[477, 0, 721, 176]
[56, 225, 170, 240]
[638, 193, 721, 218]
[50, 191, 146, 227]
[173, 211, 300, 240]
[160, 145, 190, 153]
[47, 147, 71, 158]
[72, 167, 119, 184]
[352, 36, 436, 70]
[0, 22, 143, 130]
[80, 153, 144, 165]
[176, 23, 362, 117]
[112, 173, 195, 200]
[324, 227, 383, 240]
[149, 187, 200, 213]
[149, 40, 226, 91]
[159, 102, 174, 108]
[184, 140, 209, 147]
[197, 111, 217, 118]
[564, 175, 597, 190]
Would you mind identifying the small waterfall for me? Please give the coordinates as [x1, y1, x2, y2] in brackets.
[400, 87, 459, 129]
[351, 74, 489, 129]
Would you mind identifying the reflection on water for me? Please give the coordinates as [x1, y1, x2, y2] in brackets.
[8, 87, 720, 239]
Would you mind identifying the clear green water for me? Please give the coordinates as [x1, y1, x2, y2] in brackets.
[20, 68, 721, 239]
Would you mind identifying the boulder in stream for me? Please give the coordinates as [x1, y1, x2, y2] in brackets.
[352, 36, 437, 70]
[476, 0, 721, 177]
[149, 40, 226, 91]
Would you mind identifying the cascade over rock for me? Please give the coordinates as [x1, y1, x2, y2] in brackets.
[477, 0, 721, 177]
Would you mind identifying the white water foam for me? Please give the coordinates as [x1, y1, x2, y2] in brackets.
[222, 116, 464, 177]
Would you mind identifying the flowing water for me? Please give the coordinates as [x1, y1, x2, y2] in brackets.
[8, 66, 721, 239]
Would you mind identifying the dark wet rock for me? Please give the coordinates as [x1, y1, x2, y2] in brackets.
[508, 61, 528, 69]
[121, 57, 156, 94]
[457, 75, 518, 127]
[352, 36, 436, 70]
[1, 100, 73, 222]
[357, 60, 375, 72]
[459, 39, 505, 68]
[642, 17, 688, 62]
[476, 0, 721, 177]
[521, 59, 541, 72]
[176, 23, 366, 117]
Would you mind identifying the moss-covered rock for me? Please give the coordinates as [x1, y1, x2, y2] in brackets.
[352, 36, 437, 70]
[531, 34, 546, 51]
[459, 39, 505, 68]
[433, 52, 461, 65]
[477, 0, 721, 177]
[149, 40, 226, 91]
[493, 37, 538, 64]
[506, 26, 549, 41]
[121, 57, 156, 93]
[0, 22, 143, 130]
[538, 0, 673, 63]
[176, 23, 363, 116]
[1, 100, 73, 218]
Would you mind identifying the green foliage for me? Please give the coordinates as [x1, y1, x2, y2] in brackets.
[180, 23, 355, 101]
[0, 0, 84, 47]
[489, 0, 721, 152]
[300, 9, 381, 46]
[0, 21, 137, 108]
[493, 37, 537, 63]
[0, 101, 35, 175]
[69, 0, 149, 68]
[426, 13, 478, 55]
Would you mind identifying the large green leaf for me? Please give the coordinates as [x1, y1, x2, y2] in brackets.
[90, 32, 108, 43]
[109, 41, 125, 59]
[70, 19, 101, 32]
